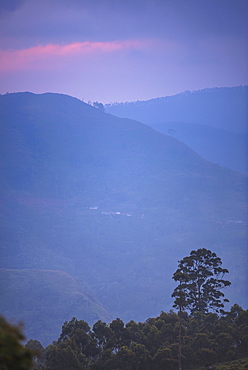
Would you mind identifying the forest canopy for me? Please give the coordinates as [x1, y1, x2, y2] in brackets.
[34, 306, 248, 370]
[1, 250, 247, 370]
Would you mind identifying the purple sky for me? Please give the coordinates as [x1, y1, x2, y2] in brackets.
[0, 0, 247, 103]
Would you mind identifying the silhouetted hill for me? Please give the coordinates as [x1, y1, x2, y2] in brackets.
[151, 121, 248, 174]
[105, 86, 248, 173]
[0, 92, 247, 342]
[0, 268, 111, 346]
[105, 86, 248, 132]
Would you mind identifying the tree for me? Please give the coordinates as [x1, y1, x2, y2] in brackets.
[0, 316, 33, 370]
[59, 317, 91, 343]
[25, 339, 45, 369]
[45, 317, 99, 370]
[45, 341, 86, 370]
[92, 101, 105, 112]
[58, 317, 98, 360]
[92, 320, 114, 351]
[172, 248, 231, 314]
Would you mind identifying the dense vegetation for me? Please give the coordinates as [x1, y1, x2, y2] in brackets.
[1, 251, 247, 369]
[21, 305, 248, 370]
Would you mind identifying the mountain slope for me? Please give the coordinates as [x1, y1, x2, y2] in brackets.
[0, 92, 247, 342]
[150, 121, 248, 174]
[105, 86, 248, 133]
[105, 86, 248, 173]
[0, 269, 111, 346]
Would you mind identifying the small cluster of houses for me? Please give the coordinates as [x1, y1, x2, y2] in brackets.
[88, 206, 133, 217]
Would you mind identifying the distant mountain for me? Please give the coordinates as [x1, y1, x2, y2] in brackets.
[105, 86, 248, 133]
[150, 121, 248, 174]
[0, 269, 111, 346]
[105, 86, 248, 173]
[0, 92, 247, 343]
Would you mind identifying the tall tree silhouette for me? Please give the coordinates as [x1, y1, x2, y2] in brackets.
[172, 248, 231, 314]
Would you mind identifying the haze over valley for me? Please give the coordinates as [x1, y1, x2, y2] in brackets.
[0, 2, 248, 363]
[0, 90, 247, 344]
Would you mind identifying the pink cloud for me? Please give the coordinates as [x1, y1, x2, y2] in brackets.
[0, 39, 154, 72]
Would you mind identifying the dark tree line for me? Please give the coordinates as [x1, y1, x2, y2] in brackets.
[29, 306, 248, 370]
[1, 249, 247, 370]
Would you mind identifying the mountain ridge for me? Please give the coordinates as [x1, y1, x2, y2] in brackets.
[105, 86, 248, 173]
[105, 86, 248, 133]
[0, 91, 247, 343]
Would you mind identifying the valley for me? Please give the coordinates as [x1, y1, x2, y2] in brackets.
[0, 91, 247, 345]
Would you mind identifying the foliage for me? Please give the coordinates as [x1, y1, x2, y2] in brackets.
[200, 357, 248, 370]
[92, 101, 105, 112]
[25, 339, 45, 369]
[0, 316, 33, 370]
[172, 248, 231, 314]
[42, 306, 248, 370]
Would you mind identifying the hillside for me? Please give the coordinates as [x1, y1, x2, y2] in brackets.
[105, 86, 248, 133]
[105, 86, 248, 173]
[146, 121, 248, 174]
[0, 269, 111, 346]
[0, 92, 247, 342]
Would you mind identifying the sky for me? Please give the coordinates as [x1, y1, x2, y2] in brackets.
[0, 0, 247, 103]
